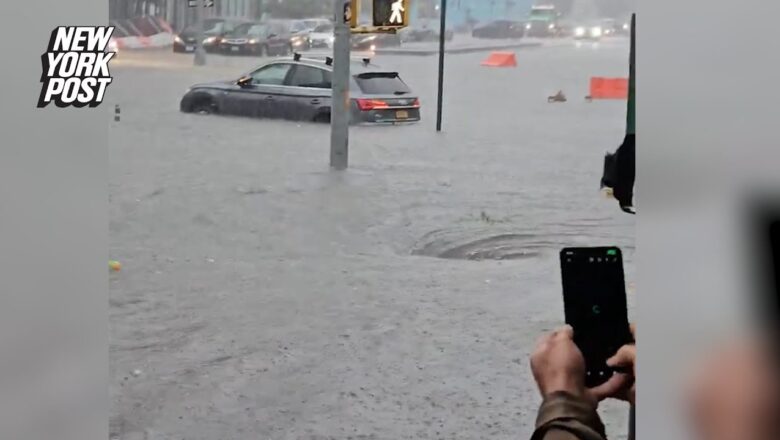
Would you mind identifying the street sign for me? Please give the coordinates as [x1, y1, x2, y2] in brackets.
[372, 0, 409, 28]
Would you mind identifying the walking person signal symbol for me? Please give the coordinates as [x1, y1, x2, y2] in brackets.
[372, 0, 408, 27]
[389, 0, 405, 24]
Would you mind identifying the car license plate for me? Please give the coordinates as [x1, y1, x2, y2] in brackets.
[185, 45, 195, 51]
[396, 110, 409, 119]
[231, 46, 239, 52]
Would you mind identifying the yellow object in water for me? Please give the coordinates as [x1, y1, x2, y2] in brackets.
[109, 260, 121, 271]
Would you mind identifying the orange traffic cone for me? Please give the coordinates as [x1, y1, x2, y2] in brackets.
[481, 52, 517, 67]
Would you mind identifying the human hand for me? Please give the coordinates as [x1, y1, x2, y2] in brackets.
[590, 324, 636, 405]
[530, 325, 594, 406]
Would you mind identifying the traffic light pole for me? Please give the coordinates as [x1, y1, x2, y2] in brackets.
[435, 0, 447, 132]
[194, 0, 207, 66]
[330, 0, 351, 170]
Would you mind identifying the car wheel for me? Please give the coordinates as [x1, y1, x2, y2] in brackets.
[191, 99, 216, 115]
[313, 111, 331, 123]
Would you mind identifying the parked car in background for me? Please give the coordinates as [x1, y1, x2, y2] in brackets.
[173, 18, 249, 53]
[472, 20, 525, 39]
[398, 20, 454, 43]
[179, 57, 420, 124]
[218, 22, 294, 56]
[307, 23, 335, 49]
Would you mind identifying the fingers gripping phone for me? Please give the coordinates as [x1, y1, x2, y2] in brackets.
[560, 247, 634, 387]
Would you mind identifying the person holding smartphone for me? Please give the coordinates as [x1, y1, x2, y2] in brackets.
[529, 325, 636, 440]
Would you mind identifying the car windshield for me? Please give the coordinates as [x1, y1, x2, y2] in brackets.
[529, 9, 556, 21]
[228, 23, 254, 37]
[313, 24, 333, 33]
[290, 21, 307, 32]
[354, 72, 411, 95]
[247, 24, 268, 37]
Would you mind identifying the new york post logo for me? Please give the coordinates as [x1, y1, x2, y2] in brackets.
[38, 26, 115, 108]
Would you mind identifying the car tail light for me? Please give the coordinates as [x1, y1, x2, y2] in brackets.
[412, 98, 421, 108]
[356, 99, 389, 111]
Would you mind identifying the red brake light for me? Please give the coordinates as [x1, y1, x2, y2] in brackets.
[412, 98, 420, 108]
[356, 99, 389, 111]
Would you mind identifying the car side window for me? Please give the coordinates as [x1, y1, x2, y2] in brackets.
[321, 70, 332, 89]
[287, 66, 329, 89]
[250, 63, 292, 86]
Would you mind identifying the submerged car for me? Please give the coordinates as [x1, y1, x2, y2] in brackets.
[472, 20, 525, 39]
[399, 20, 454, 42]
[219, 22, 294, 56]
[173, 18, 248, 53]
[180, 57, 420, 124]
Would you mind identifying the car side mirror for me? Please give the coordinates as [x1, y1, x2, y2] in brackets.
[237, 76, 252, 87]
[268, 33, 277, 38]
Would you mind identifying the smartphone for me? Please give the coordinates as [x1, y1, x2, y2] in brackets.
[560, 247, 634, 387]
[749, 201, 780, 361]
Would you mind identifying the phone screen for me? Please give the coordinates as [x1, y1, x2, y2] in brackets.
[749, 201, 780, 361]
[768, 220, 779, 356]
[560, 247, 633, 387]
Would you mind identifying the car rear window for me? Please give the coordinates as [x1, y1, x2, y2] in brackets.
[354, 73, 411, 95]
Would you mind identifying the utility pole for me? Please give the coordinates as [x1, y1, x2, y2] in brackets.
[330, 0, 351, 170]
[194, 0, 207, 66]
[435, 0, 447, 132]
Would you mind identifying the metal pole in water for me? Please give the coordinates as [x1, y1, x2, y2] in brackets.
[194, 0, 207, 66]
[435, 0, 447, 132]
[330, 0, 351, 170]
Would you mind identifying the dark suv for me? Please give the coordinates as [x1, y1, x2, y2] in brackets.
[219, 22, 294, 56]
[173, 18, 249, 53]
[180, 57, 421, 124]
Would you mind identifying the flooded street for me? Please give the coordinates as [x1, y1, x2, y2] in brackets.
[110, 39, 635, 440]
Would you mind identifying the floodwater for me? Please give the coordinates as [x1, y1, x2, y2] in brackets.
[110, 38, 634, 440]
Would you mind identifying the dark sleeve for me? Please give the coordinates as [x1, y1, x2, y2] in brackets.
[529, 391, 607, 440]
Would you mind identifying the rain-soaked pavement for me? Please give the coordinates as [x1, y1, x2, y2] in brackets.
[109, 38, 635, 440]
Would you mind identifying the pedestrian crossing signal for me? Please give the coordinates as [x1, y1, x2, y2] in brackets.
[345, 0, 360, 28]
[373, 0, 409, 28]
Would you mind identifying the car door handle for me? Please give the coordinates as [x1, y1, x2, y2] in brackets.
[265, 96, 275, 100]
[310, 99, 321, 105]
